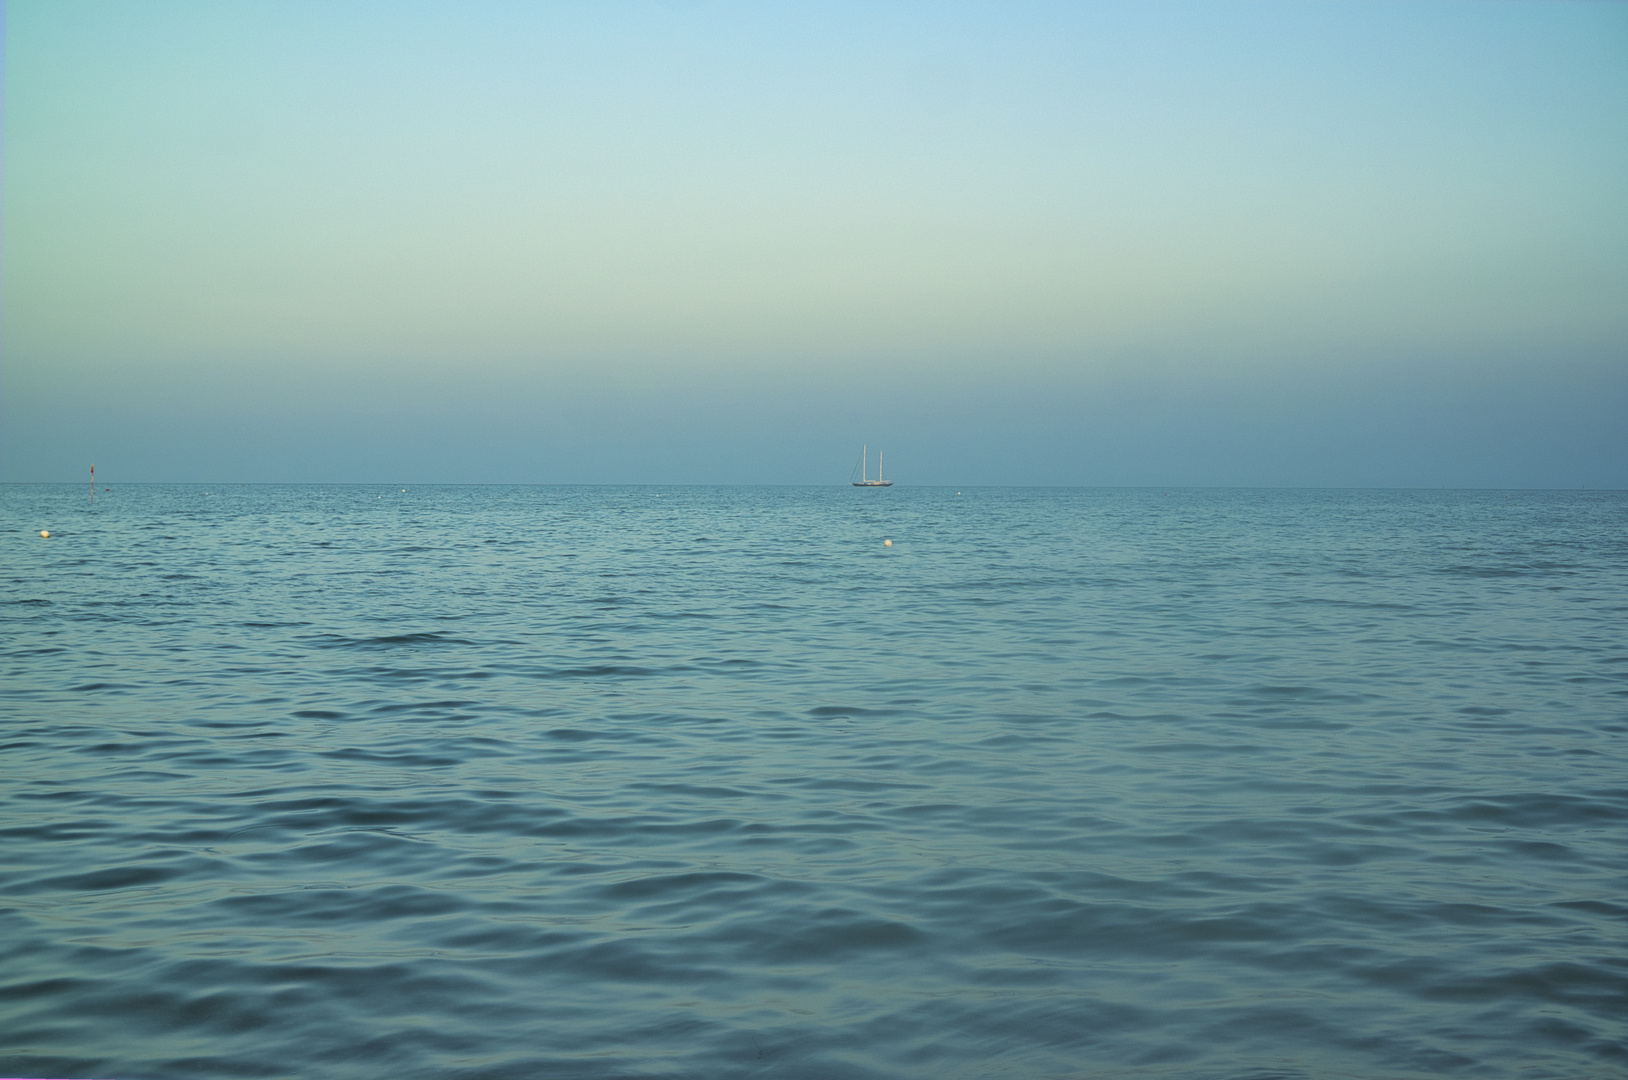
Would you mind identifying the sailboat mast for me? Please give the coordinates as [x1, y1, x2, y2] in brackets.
[863, 444, 867, 483]
[879, 451, 883, 482]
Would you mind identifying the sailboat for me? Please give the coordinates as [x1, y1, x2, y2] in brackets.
[851, 444, 893, 487]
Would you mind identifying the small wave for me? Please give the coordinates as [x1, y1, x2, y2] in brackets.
[310, 632, 479, 649]
[534, 665, 657, 679]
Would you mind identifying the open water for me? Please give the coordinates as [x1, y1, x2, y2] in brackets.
[2, 484, 1625, 1080]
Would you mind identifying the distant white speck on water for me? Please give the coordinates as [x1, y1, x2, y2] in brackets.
[40, 530, 50, 538]
[883, 539, 892, 546]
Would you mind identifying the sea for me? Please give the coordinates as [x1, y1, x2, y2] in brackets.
[2, 484, 1624, 1080]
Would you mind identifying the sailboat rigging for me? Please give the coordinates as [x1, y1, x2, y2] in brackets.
[851, 444, 893, 487]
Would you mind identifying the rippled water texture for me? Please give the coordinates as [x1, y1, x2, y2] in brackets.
[3, 485, 1625, 1079]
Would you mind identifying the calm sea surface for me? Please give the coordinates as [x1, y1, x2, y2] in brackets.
[2, 485, 1624, 1080]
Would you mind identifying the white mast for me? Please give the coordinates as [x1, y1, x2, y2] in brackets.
[862, 444, 867, 482]
[879, 450, 883, 482]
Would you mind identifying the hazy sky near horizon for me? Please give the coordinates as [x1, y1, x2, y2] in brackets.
[5, 0, 1626, 485]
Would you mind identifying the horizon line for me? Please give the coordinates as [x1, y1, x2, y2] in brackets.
[2, 481, 1621, 493]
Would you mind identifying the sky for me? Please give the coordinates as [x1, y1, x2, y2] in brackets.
[4, 0, 1626, 486]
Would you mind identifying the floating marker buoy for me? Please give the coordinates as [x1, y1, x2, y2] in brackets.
[883, 539, 892, 547]
[40, 530, 50, 538]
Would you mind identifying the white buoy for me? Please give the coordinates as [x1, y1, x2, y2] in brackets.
[883, 539, 892, 547]
[40, 530, 50, 538]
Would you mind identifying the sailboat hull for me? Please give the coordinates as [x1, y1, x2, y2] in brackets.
[851, 481, 893, 487]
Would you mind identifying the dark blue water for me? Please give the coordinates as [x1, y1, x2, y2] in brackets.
[3, 485, 1624, 1079]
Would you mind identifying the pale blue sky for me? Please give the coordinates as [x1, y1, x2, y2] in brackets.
[5, 0, 1625, 484]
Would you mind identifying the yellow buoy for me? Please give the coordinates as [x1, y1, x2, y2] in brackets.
[40, 530, 50, 538]
[883, 539, 892, 547]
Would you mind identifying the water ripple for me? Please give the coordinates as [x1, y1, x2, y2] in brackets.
[2, 484, 1625, 1079]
